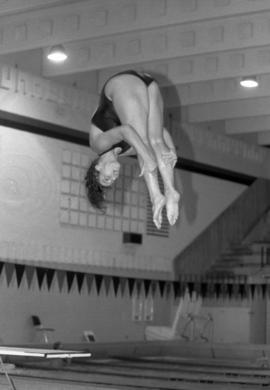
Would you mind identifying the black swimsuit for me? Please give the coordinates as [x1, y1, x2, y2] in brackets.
[91, 70, 155, 156]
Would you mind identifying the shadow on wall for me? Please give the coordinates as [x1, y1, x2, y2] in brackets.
[150, 71, 198, 226]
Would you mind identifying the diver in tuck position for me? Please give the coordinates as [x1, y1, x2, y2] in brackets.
[85, 69, 180, 229]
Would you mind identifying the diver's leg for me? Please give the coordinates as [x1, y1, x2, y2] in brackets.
[110, 76, 165, 228]
[147, 82, 180, 226]
[137, 155, 165, 229]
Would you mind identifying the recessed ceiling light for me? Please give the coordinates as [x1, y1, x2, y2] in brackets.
[47, 45, 67, 63]
[240, 77, 258, 88]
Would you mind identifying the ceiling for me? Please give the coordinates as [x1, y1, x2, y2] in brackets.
[1, 0, 270, 146]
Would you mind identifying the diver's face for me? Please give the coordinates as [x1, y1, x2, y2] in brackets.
[96, 160, 120, 187]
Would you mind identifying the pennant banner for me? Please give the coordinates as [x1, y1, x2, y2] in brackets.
[143, 279, 151, 297]
[46, 269, 55, 290]
[66, 271, 75, 292]
[76, 272, 84, 293]
[5, 263, 15, 286]
[103, 276, 111, 295]
[119, 277, 126, 296]
[36, 267, 46, 289]
[95, 274, 103, 294]
[128, 278, 135, 296]
[112, 276, 120, 296]
[0, 260, 268, 302]
[158, 280, 165, 297]
[25, 266, 35, 289]
[85, 274, 94, 294]
[56, 270, 66, 292]
[15, 264, 25, 287]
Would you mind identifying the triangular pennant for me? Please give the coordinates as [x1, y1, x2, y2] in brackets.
[60, 273, 69, 294]
[220, 282, 228, 297]
[0, 264, 8, 287]
[47, 271, 59, 293]
[262, 284, 267, 298]
[165, 282, 172, 299]
[158, 280, 166, 297]
[14, 264, 25, 287]
[215, 283, 221, 299]
[128, 278, 135, 296]
[86, 274, 94, 294]
[187, 282, 194, 295]
[36, 267, 46, 289]
[85, 274, 94, 294]
[173, 281, 180, 298]
[119, 277, 126, 296]
[136, 280, 142, 296]
[112, 276, 120, 296]
[95, 274, 103, 295]
[103, 276, 111, 295]
[66, 271, 75, 292]
[239, 284, 247, 299]
[5, 263, 15, 286]
[76, 272, 85, 293]
[233, 283, 240, 299]
[256, 284, 262, 299]
[46, 269, 55, 290]
[25, 266, 35, 289]
[267, 284, 270, 298]
[250, 284, 256, 299]
[18, 270, 28, 290]
[201, 282, 208, 298]
[29, 270, 40, 291]
[227, 283, 233, 299]
[79, 275, 89, 295]
[180, 281, 187, 296]
[143, 279, 151, 297]
[208, 283, 215, 298]
[56, 270, 66, 292]
[0, 261, 4, 276]
[151, 281, 158, 297]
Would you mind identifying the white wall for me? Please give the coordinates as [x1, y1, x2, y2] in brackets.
[0, 269, 172, 344]
[0, 126, 246, 276]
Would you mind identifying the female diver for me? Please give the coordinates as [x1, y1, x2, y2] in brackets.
[85, 70, 180, 229]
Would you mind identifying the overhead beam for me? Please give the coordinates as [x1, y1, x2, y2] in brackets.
[225, 116, 270, 135]
[258, 131, 270, 146]
[0, 0, 77, 16]
[43, 10, 270, 76]
[2, 0, 270, 56]
[161, 73, 270, 109]
[97, 46, 270, 90]
[187, 96, 270, 123]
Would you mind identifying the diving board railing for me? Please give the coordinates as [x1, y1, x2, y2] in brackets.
[145, 289, 213, 342]
[174, 178, 270, 276]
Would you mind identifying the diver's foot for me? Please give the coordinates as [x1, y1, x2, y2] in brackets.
[166, 191, 180, 226]
[152, 194, 166, 229]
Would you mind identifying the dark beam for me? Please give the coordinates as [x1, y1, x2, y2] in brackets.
[0, 111, 255, 185]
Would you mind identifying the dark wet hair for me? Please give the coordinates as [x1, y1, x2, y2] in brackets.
[85, 158, 107, 211]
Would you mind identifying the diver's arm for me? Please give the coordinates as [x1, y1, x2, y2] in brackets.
[91, 124, 157, 172]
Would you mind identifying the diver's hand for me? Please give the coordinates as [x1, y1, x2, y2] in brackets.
[161, 149, 177, 168]
[139, 157, 157, 177]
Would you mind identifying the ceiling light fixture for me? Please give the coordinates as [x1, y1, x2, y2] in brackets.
[240, 77, 258, 88]
[47, 44, 67, 63]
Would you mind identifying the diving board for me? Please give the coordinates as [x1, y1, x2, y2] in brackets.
[0, 346, 91, 390]
[0, 346, 91, 359]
